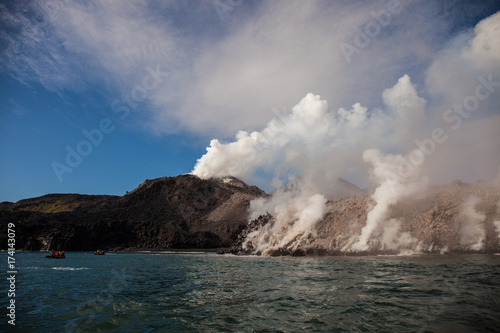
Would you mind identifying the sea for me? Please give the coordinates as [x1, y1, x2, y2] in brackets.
[2, 252, 500, 332]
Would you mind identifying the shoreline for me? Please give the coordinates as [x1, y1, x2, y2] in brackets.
[4, 249, 500, 257]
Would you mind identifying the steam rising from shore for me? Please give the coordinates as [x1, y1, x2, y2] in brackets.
[193, 76, 432, 253]
[248, 183, 327, 256]
[459, 196, 486, 251]
[191, 12, 500, 255]
[346, 149, 428, 252]
[494, 169, 500, 244]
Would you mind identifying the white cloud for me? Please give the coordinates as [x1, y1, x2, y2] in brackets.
[426, 10, 500, 107]
[2, 0, 461, 135]
[170, 0, 426, 135]
[2, 1, 499, 178]
[421, 10, 500, 184]
[464, 11, 500, 73]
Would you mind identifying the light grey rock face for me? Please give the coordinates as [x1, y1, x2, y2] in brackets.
[234, 181, 500, 256]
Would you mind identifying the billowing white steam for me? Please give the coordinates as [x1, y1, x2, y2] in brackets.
[248, 187, 327, 255]
[192, 75, 423, 188]
[192, 74, 434, 254]
[247, 177, 327, 255]
[458, 196, 486, 251]
[494, 221, 500, 246]
[192, 93, 335, 187]
[188, 11, 500, 255]
[493, 168, 500, 244]
[345, 149, 428, 252]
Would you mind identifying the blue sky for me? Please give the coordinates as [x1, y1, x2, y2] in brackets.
[1, 0, 500, 202]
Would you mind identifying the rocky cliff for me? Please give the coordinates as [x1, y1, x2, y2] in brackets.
[0, 175, 265, 251]
[4, 175, 500, 255]
[232, 180, 500, 256]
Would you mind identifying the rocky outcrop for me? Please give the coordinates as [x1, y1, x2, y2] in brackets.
[0, 175, 265, 251]
[230, 213, 274, 255]
[233, 181, 500, 255]
[4, 175, 499, 255]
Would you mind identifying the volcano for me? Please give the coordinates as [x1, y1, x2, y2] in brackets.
[0, 175, 265, 251]
[2, 175, 500, 255]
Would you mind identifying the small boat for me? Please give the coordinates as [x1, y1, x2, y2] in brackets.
[94, 250, 105, 255]
[46, 251, 65, 259]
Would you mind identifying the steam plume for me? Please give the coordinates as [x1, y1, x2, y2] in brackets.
[192, 75, 425, 189]
[191, 12, 500, 255]
[346, 149, 428, 252]
[459, 196, 486, 251]
[192, 75, 432, 254]
[493, 168, 500, 244]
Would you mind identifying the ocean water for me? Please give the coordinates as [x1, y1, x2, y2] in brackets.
[2, 252, 500, 332]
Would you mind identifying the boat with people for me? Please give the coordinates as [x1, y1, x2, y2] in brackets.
[46, 250, 65, 259]
[94, 250, 105, 255]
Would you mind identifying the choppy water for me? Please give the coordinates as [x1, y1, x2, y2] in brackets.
[2, 252, 500, 332]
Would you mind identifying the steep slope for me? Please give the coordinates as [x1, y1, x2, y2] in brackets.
[271, 176, 366, 201]
[0, 175, 265, 251]
[233, 181, 500, 255]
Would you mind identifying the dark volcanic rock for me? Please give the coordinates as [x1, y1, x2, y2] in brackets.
[230, 213, 273, 255]
[0, 175, 265, 251]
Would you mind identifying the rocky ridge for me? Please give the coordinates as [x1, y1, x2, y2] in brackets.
[0, 175, 265, 251]
[3, 175, 500, 255]
[232, 180, 500, 255]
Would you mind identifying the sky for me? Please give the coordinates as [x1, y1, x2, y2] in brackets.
[1, 0, 500, 202]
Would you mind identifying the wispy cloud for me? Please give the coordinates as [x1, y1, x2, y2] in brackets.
[1, 0, 499, 151]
